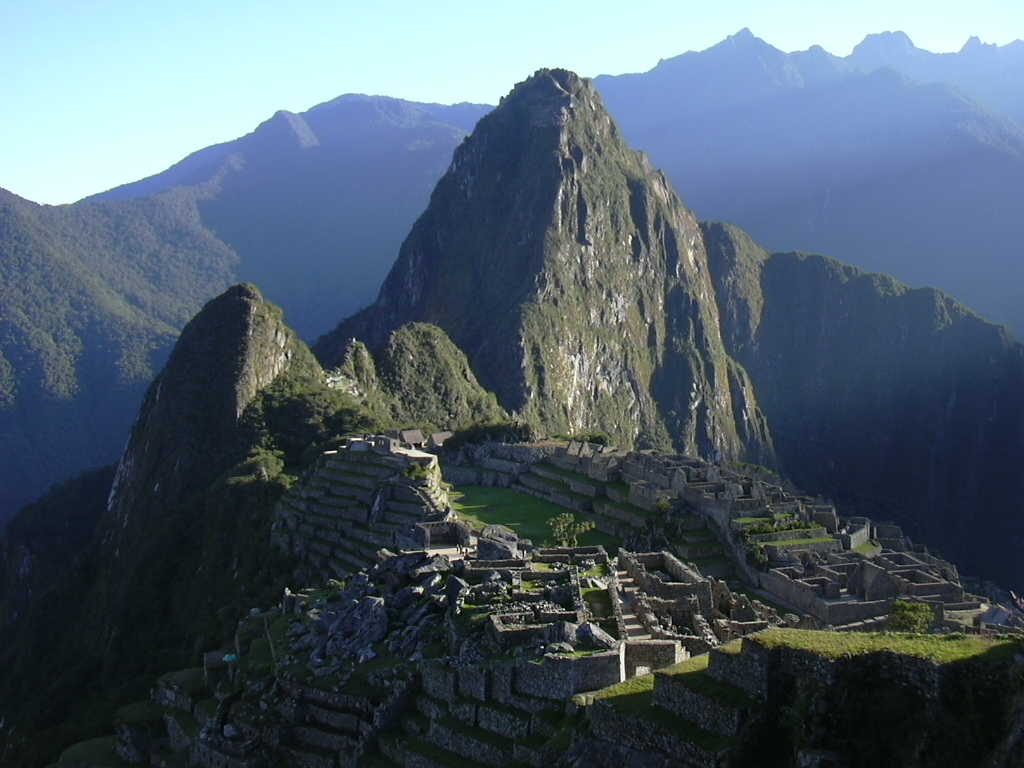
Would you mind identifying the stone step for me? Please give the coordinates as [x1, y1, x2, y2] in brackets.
[425, 718, 515, 767]
[379, 734, 490, 768]
[652, 667, 755, 737]
[290, 723, 357, 751]
[276, 743, 336, 768]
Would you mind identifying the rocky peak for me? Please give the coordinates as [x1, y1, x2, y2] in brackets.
[318, 70, 775, 463]
[104, 283, 307, 548]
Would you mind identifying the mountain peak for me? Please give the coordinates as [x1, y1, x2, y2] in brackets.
[318, 69, 774, 461]
[850, 31, 921, 63]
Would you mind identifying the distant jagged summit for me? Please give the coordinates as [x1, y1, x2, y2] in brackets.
[318, 69, 775, 462]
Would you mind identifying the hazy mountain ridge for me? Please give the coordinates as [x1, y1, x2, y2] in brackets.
[0, 97, 486, 528]
[0, 186, 239, 524]
[594, 29, 1024, 337]
[848, 30, 1024, 123]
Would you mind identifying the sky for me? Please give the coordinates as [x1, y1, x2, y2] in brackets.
[2, 0, 1021, 205]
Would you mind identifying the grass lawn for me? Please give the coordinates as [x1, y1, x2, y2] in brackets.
[853, 539, 882, 555]
[753, 628, 1022, 664]
[60, 736, 135, 767]
[734, 588, 791, 616]
[591, 664, 734, 751]
[450, 485, 617, 549]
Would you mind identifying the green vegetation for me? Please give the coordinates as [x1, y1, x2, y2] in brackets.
[442, 420, 538, 452]
[58, 735, 135, 768]
[766, 537, 835, 547]
[548, 512, 595, 547]
[581, 588, 612, 619]
[886, 601, 934, 634]
[449, 486, 615, 548]
[853, 539, 882, 555]
[753, 628, 1021, 664]
[376, 323, 506, 431]
[592, 668, 734, 752]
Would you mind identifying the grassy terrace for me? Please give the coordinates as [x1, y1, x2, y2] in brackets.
[590, 663, 734, 751]
[658, 653, 759, 709]
[753, 628, 1023, 663]
[534, 461, 600, 484]
[450, 485, 617, 549]
[60, 736, 135, 768]
[599, 496, 655, 519]
[853, 539, 882, 555]
[766, 537, 836, 547]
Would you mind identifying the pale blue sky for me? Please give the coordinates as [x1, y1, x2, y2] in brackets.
[2, 0, 1021, 205]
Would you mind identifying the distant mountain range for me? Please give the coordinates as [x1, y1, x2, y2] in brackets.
[0, 98, 486, 523]
[2, 29, 1021, 536]
[594, 29, 1024, 337]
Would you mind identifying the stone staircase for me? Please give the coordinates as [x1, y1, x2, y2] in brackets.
[615, 567, 652, 640]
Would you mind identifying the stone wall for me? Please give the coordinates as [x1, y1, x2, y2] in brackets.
[760, 569, 894, 624]
[624, 640, 685, 678]
[588, 700, 719, 767]
[513, 648, 624, 699]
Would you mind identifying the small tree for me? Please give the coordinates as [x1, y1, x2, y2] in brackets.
[548, 513, 595, 547]
[887, 600, 933, 633]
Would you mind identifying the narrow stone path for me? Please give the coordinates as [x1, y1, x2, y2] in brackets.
[615, 569, 651, 640]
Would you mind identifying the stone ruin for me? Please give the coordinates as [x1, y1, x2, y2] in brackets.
[271, 436, 453, 584]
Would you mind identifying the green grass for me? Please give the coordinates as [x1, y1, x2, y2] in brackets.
[592, 673, 734, 752]
[753, 628, 1022, 663]
[593, 672, 655, 700]
[582, 587, 612, 618]
[534, 461, 601, 484]
[766, 537, 836, 547]
[659, 654, 759, 708]
[688, 554, 732, 569]
[60, 736, 135, 768]
[450, 485, 617, 548]
[733, 589, 790, 616]
[581, 562, 611, 579]
[599, 497, 655, 520]
[853, 539, 882, 554]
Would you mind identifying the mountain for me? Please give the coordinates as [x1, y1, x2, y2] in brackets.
[0, 97, 485, 528]
[318, 69, 775, 464]
[91, 95, 490, 341]
[848, 31, 1024, 124]
[0, 284, 379, 764]
[332, 323, 507, 430]
[320, 69, 1024, 591]
[0, 187, 236, 526]
[593, 30, 1024, 338]
[704, 222, 1024, 591]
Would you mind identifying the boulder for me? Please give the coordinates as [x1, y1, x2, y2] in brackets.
[577, 621, 618, 651]
[325, 596, 388, 658]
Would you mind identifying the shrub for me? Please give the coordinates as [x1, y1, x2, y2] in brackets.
[887, 600, 934, 633]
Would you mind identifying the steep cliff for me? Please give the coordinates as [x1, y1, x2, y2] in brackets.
[704, 222, 1024, 590]
[0, 285, 377, 765]
[318, 70, 774, 464]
